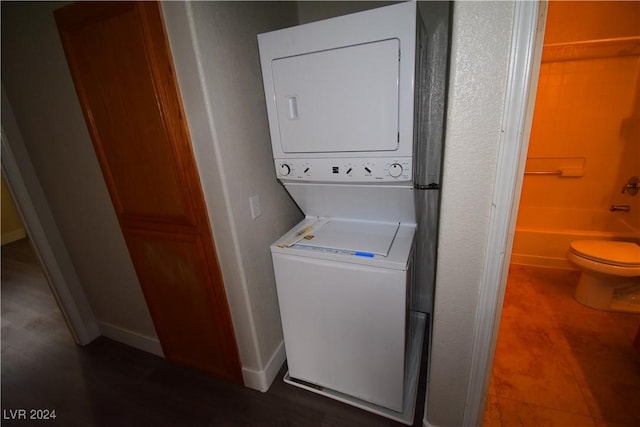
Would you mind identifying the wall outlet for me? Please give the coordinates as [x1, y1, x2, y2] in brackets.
[249, 195, 262, 220]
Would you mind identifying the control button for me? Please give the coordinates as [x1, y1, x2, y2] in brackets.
[364, 166, 372, 174]
[346, 167, 353, 175]
[279, 163, 291, 176]
[389, 163, 403, 178]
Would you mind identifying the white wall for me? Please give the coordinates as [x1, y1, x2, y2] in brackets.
[161, 2, 303, 391]
[426, 2, 516, 426]
[297, 1, 396, 23]
[1, 2, 159, 352]
[2, 87, 102, 345]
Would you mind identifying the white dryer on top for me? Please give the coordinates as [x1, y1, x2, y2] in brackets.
[258, 1, 418, 186]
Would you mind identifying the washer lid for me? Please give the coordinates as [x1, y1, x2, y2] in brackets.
[295, 218, 400, 257]
[570, 240, 640, 267]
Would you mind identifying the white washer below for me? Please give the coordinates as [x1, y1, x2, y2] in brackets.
[271, 217, 421, 423]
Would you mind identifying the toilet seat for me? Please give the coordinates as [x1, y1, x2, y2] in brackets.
[569, 240, 640, 268]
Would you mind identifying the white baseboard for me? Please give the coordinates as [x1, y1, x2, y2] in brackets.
[1, 228, 26, 246]
[98, 321, 164, 357]
[510, 253, 574, 270]
[242, 340, 286, 392]
[77, 320, 102, 346]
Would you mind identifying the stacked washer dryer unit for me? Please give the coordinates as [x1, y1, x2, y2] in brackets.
[258, 2, 440, 424]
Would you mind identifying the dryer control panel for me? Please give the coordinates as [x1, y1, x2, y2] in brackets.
[275, 158, 412, 183]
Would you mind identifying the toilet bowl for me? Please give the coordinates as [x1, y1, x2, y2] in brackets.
[567, 240, 640, 313]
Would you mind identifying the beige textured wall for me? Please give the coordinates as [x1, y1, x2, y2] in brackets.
[427, 2, 516, 425]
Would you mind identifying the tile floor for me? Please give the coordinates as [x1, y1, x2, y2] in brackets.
[483, 265, 640, 427]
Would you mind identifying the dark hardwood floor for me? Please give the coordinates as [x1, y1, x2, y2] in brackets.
[1, 238, 428, 426]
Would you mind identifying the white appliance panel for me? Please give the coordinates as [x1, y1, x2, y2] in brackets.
[272, 39, 400, 154]
[272, 252, 407, 412]
[295, 219, 399, 256]
[259, 3, 436, 420]
[258, 1, 416, 161]
[283, 183, 416, 223]
[272, 218, 416, 271]
[275, 157, 412, 183]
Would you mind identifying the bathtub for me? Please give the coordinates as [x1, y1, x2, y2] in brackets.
[511, 206, 640, 269]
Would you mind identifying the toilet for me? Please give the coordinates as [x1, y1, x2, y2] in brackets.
[568, 240, 640, 313]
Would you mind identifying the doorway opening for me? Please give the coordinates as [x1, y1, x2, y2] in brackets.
[485, 2, 640, 426]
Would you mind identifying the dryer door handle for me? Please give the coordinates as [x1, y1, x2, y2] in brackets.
[287, 96, 299, 120]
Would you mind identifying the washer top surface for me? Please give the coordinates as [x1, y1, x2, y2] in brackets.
[294, 218, 399, 257]
[272, 217, 415, 270]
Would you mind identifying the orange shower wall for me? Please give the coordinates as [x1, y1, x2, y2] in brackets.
[519, 1, 640, 225]
[544, 1, 640, 44]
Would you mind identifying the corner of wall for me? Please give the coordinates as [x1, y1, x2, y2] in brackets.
[1, 2, 158, 348]
[1, 85, 101, 346]
[241, 340, 286, 392]
[99, 321, 164, 357]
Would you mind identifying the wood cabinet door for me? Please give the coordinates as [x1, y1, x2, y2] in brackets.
[55, 1, 243, 384]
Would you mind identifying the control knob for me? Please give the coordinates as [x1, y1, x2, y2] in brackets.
[279, 163, 291, 176]
[389, 163, 403, 178]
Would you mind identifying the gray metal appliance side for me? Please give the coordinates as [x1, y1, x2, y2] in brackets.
[412, 1, 451, 314]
